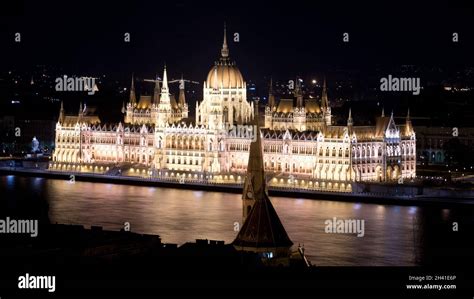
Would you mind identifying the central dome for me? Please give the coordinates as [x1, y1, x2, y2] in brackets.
[206, 25, 245, 89]
[207, 61, 244, 89]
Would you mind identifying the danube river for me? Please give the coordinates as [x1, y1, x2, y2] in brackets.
[1, 175, 471, 266]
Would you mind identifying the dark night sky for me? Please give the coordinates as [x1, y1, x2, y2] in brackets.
[1, 0, 474, 82]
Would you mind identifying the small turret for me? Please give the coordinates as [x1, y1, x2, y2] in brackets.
[178, 75, 186, 108]
[405, 108, 413, 136]
[295, 78, 303, 108]
[152, 74, 160, 105]
[321, 77, 328, 109]
[221, 23, 229, 58]
[321, 77, 331, 126]
[129, 74, 136, 106]
[58, 101, 65, 124]
[160, 65, 170, 103]
[347, 108, 353, 127]
[268, 77, 275, 109]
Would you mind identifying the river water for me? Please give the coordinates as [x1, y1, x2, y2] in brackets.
[1, 175, 470, 266]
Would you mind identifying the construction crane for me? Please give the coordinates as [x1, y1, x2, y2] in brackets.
[141, 75, 199, 106]
[142, 75, 199, 90]
[168, 75, 200, 90]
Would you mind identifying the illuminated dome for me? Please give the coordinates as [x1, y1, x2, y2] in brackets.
[207, 61, 244, 89]
[206, 25, 245, 89]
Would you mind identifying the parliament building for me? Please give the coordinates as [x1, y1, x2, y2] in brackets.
[51, 27, 416, 191]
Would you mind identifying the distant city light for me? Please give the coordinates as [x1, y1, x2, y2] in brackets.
[312, 79, 317, 84]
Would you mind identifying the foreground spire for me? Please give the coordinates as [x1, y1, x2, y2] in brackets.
[233, 100, 293, 254]
[241, 100, 266, 214]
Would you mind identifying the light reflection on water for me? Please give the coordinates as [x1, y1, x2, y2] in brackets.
[0, 176, 459, 266]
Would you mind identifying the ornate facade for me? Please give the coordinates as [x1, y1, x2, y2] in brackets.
[51, 26, 416, 190]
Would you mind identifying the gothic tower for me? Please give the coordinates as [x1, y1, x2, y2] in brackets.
[233, 100, 293, 257]
[321, 77, 331, 126]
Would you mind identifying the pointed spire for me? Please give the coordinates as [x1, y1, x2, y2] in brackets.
[159, 65, 171, 104]
[121, 101, 125, 114]
[347, 108, 353, 127]
[178, 74, 186, 107]
[381, 107, 385, 117]
[129, 73, 136, 105]
[78, 102, 83, 116]
[221, 23, 229, 58]
[295, 78, 303, 108]
[405, 108, 413, 135]
[233, 99, 293, 252]
[242, 100, 265, 208]
[162, 65, 168, 91]
[268, 77, 276, 108]
[153, 73, 160, 104]
[321, 76, 328, 109]
[59, 101, 65, 124]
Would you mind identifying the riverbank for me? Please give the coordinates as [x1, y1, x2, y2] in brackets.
[1, 167, 473, 206]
